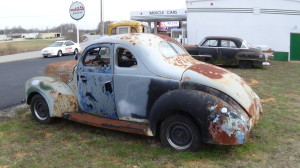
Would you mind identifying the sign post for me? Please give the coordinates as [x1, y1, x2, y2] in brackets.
[69, 1, 85, 45]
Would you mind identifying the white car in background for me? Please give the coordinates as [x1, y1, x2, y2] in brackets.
[41, 40, 79, 58]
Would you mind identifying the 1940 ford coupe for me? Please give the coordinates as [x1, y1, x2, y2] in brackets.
[25, 33, 262, 151]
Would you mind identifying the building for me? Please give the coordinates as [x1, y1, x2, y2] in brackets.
[186, 0, 300, 61]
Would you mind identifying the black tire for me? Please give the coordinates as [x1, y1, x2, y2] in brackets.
[43, 55, 48, 58]
[160, 115, 202, 152]
[57, 50, 63, 57]
[74, 48, 78, 55]
[239, 60, 253, 69]
[30, 94, 53, 124]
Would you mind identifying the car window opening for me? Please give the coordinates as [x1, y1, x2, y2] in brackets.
[117, 48, 137, 68]
[83, 47, 110, 67]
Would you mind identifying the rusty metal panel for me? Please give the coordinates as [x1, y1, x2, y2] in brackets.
[25, 76, 79, 117]
[67, 112, 152, 136]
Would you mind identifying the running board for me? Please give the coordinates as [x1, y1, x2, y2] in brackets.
[63, 112, 152, 136]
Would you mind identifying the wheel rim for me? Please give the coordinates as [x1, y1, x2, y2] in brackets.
[58, 51, 62, 57]
[34, 100, 48, 120]
[74, 49, 78, 55]
[166, 122, 193, 150]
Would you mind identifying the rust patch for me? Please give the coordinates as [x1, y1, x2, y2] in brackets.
[50, 90, 78, 115]
[155, 34, 181, 44]
[68, 113, 150, 136]
[188, 63, 228, 79]
[163, 55, 199, 69]
[45, 60, 77, 83]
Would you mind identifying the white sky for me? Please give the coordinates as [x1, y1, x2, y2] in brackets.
[0, 0, 186, 30]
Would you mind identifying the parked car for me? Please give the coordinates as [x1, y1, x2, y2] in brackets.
[26, 33, 262, 152]
[41, 40, 79, 58]
[184, 36, 270, 68]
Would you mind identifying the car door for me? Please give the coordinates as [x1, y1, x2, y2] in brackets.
[77, 43, 118, 119]
[218, 40, 239, 65]
[65, 41, 74, 54]
[198, 39, 220, 64]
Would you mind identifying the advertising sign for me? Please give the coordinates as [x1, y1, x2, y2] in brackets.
[69, 1, 85, 20]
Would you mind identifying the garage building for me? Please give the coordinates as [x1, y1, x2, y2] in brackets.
[186, 0, 300, 61]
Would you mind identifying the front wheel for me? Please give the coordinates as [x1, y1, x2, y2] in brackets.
[57, 50, 63, 57]
[160, 115, 202, 152]
[239, 60, 253, 69]
[30, 94, 53, 124]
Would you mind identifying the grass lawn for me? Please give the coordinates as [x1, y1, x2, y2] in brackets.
[0, 39, 57, 56]
[0, 61, 299, 168]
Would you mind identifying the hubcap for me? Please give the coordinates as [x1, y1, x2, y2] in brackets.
[34, 100, 48, 120]
[166, 122, 193, 150]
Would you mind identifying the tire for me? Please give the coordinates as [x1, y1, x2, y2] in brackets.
[57, 50, 63, 57]
[239, 60, 253, 69]
[74, 48, 78, 55]
[43, 55, 48, 58]
[30, 94, 53, 124]
[160, 115, 202, 152]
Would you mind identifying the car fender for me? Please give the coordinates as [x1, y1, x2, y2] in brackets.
[26, 76, 78, 117]
[149, 89, 251, 144]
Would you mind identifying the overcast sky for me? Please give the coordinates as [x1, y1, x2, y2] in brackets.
[0, 0, 186, 30]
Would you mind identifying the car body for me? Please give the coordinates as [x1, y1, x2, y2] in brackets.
[184, 36, 270, 68]
[254, 45, 274, 60]
[41, 40, 79, 58]
[26, 33, 262, 151]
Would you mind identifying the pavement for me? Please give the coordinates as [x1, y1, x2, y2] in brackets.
[0, 35, 101, 64]
[0, 51, 41, 64]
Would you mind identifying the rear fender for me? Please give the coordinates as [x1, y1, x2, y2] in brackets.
[26, 76, 78, 117]
[149, 89, 251, 145]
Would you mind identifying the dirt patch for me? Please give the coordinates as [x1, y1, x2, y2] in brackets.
[245, 79, 260, 86]
[261, 98, 276, 103]
[0, 104, 28, 118]
[14, 152, 28, 158]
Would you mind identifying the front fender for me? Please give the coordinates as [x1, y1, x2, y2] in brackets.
[149, 89, 251, 145]
[26, 76, 78, 117]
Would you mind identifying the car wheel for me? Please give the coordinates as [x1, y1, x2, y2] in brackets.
[57, 50, 63, 57]
[160, 115, 202, 152]
[43, 55, 48, 58]
[30, 94, 53, 124]
[74, 48, 78, 55]
[239, 60, 253, 69]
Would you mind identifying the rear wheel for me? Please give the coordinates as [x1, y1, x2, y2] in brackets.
[160, 115, 202, 152]
[57, 50, 63, 57]
[74, 48, 78, 55]
[239, 60, 253, 69]
[30, 94, 53, 124]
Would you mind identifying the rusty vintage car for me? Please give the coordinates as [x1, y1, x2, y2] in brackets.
[25, 33, 262, 151]
[184, 36, 270, 68]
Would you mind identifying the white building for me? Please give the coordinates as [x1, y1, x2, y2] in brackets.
[186, 0, 300, 61]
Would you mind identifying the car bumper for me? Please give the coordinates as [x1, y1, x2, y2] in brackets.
[253, 60, 271, 67]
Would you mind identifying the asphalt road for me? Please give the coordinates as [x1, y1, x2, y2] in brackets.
[0, 55, 74, 109]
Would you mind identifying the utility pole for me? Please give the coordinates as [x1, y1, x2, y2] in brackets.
[100, 0, 104, 36]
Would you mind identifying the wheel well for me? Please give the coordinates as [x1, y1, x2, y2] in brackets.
[155, 110, 201, 137]
[26, 92, 40, 105]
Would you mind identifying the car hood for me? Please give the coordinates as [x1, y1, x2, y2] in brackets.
[45, 60, 78, 83]
[181, 62, 262, 118]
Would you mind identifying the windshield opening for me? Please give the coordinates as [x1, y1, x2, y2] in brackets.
[160, 41, 187, 57]
[50, 42, 64, 47]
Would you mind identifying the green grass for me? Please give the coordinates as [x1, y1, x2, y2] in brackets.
[0, 61, 300, 168]
[0, 39, 57, 56]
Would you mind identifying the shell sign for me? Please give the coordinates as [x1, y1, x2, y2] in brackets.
[69, 1, 85, 20]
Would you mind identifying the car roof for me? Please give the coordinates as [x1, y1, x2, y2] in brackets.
[205, 36, 243, 41]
